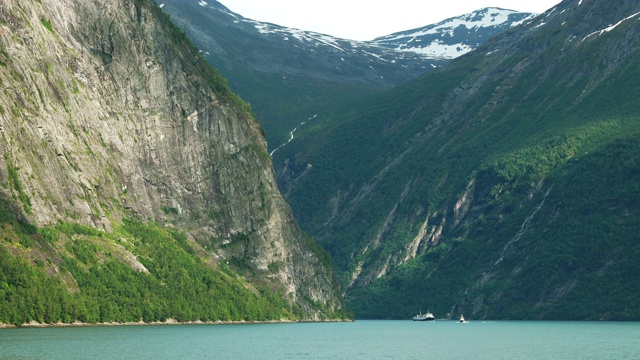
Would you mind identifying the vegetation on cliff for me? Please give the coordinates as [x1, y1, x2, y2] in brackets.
[0, 199, 296, 324]
[0, 0, 347, 324]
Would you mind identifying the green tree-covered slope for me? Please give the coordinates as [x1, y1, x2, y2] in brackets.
[274, 0, 640, 319]
[0, 196, 303, 324]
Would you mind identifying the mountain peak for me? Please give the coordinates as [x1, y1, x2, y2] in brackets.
[371, 7, 537, 59]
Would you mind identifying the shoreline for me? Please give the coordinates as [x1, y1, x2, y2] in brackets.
[0, 318, 352, 329]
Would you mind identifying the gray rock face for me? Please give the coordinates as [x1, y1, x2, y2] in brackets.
[0, 0, 342, 318]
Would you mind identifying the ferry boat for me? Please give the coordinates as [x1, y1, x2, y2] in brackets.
[412, 310, 435, 321]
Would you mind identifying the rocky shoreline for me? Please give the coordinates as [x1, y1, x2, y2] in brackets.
[0, 318, 352, 329]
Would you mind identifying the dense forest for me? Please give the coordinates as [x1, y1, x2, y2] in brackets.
[273, 0, 640, 319]
[0, 195, 322, 325]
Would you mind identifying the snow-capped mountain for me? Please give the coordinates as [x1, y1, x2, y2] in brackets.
[372, 8, 537, 59]
[156, 0, 536, 148]
[160, 0, 439, 88]
[159, 2, 536, 79]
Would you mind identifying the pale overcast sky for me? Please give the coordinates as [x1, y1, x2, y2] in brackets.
[218, 1, 563, 41]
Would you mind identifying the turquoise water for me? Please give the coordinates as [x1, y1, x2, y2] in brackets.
[1, 320, 639, 359]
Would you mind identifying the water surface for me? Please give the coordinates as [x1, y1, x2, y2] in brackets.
[1, 320, 639, 359]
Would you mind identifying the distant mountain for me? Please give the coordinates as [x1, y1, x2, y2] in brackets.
[157, 1, 535, 149]
[372, 8, 536, 59]
[274, 0, 640, 320]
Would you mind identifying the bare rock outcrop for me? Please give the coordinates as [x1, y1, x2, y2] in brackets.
[0, 0, 343, 318]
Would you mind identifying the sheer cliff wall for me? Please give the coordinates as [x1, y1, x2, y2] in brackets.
[0, 0, 343, 318]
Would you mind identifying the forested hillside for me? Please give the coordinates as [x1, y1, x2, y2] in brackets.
[0, 199, 297, 324]
[274, 0, 640, 320]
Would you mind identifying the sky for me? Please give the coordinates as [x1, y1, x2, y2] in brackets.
[218, 1, 562, 41]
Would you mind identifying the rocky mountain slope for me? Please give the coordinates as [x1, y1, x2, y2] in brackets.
[156, 1, 534, 149]
[274, 0, 640, 320]
[0, 0, 345, 324]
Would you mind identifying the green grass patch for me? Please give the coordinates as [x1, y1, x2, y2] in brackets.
[40, 18, 54, 34]
[6, 159, 32, 215]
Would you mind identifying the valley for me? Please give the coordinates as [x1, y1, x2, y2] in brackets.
[163, 0, 640, 320]
[1, 0, 639, 325]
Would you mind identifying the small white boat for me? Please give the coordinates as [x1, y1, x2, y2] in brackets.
[413, 310, 435, 321]
[459, 315, 468, 323]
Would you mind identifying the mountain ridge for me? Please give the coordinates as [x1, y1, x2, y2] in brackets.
[157, 0, 535, 148]
[273, 0, 640, 319]
[372, 7, 536, 59]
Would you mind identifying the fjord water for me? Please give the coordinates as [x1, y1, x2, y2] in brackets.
[1, 320, 639, 359]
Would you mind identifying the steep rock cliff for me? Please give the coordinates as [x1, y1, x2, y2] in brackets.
[0, 0, 343, 320]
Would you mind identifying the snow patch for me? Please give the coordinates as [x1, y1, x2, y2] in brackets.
[370, 8, 536, 59]
[546, 8, 556, 17]
[582, 12, 640, 42]
[395, 40, 474, 60]
[362, 50, 390, 62]
[253, 22, 354, 53]
[377, 8, 533, 42]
